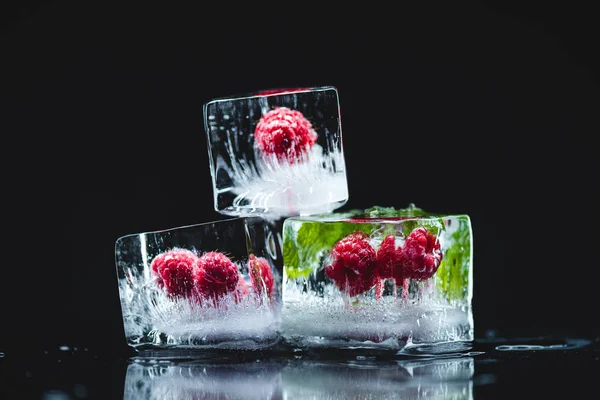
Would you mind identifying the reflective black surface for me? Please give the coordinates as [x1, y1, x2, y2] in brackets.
[2, 337, 599, 399]
[3, 2, 599, 399]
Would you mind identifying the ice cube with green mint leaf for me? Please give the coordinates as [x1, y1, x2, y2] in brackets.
[281, 204, 473, 351]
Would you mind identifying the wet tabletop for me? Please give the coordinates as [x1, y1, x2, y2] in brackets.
[1, 336, 599, 399]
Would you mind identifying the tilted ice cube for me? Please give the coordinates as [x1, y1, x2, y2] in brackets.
[282, 204, 474, 352]
[203, 86, 349, 219]
[114, 217, 281, 354]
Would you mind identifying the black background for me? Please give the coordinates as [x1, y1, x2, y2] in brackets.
[2, 1, 599, 359]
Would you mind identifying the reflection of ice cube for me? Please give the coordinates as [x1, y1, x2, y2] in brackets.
[114, 217, 282, 352]
[124, 361, 282, 400]
[281, 205, 474, 352]
[282, 358, 474, 399]
[204, 86, 349, 218]
[123, 358, 474, 400]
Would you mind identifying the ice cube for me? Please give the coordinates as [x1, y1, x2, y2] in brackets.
[114, 217, 281, 353]
[281, 204, 474, 352]
[203, 86, 349, 219]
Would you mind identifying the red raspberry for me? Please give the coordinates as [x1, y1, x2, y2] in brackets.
[253, 107, 317, 163]
[400, 227, 443, 280]
[150, 248, 199, 298]
[233, 277, 250, 304]
[324, 231, 378, 297]
[248, 254, 275, 300]
[248, 254, 275, 303]
[194, 251, 240, 300]
[376, 234, 406, 282]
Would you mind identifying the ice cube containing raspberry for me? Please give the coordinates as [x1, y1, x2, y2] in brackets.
[114, 217, 281, 354]
[281, 204, 474, 353]
[203, 86, 349, 218]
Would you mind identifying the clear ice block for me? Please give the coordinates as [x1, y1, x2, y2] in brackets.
[282, 205, 474, 352]
[203, 86, 349, 219]
[115, 217, 281, 354]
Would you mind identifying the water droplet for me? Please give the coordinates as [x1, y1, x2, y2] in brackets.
[356, 355, 376, 361]
[59, 345, 70, 351]
[399, 340, 474, 356]
[495, 338, 592, 352]
[496, 344, 545, 351]
[467, 351, 486, 357]
[0, 352, 4, 358]
[73, 383, 88, 398]
[474, 373, 497, 386]
[485, 329, 498, 338]
[41, 389, 71, 400]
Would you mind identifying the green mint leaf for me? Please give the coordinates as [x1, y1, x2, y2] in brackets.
[434, 216, 472, 301]
[283, 217, 372, 279]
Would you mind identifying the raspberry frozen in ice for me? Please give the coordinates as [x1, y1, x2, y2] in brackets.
[150, 248, 199, 298]
[400, 227, 443, 280]
[254, 107, 317, 163]
[248, 254, 274, 302]
[233, 276, 250, 304]
[325, 231, 378, 297]
[376, 234, 406, 282]
[194, 251, 240, 300]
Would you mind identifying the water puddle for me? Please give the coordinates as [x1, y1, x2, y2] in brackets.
[495, 338, 592, 352]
